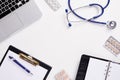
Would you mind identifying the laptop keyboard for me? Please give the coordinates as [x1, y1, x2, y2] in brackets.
[0, 0, 29, 19]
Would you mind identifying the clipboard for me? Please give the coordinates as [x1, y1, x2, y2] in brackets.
[0, 45, 52, 80]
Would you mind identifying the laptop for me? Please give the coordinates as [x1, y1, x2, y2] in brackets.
[0, 0, 42, 42]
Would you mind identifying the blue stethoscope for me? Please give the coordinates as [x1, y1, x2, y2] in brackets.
[65, 0, 117, 29]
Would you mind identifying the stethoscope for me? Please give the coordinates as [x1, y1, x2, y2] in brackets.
[65, 0, 117, 29]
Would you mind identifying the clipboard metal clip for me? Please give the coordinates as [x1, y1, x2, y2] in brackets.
[19, 53, 39, 66]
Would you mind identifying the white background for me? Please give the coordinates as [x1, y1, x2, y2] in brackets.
[0, 0, 120, 80]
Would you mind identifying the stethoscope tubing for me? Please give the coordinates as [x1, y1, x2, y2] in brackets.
[67, 0, 110, 25]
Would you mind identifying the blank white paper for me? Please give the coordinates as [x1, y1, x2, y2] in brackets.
[0, 50, 48, 80]
[85, 58, 109, 80]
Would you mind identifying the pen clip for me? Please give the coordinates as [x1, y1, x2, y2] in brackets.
[19, 53, 39, 66]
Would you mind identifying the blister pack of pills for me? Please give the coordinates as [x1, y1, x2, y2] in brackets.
[44, 0, 61, 11]
[55, 70, 71, 80]
[105, 36, 120, 56]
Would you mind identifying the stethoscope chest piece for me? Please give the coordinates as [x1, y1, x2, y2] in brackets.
[107, 21, 117, 29]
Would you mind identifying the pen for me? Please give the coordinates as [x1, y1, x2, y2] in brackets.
[9, 56, 33, 75]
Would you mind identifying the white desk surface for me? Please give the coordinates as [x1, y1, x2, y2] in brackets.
[0, 0, 120, 80]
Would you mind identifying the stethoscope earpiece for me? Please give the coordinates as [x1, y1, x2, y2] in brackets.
[65, 9, 69, 13]
[68, 23, 72, 27]
[107, 21, 117, 29]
